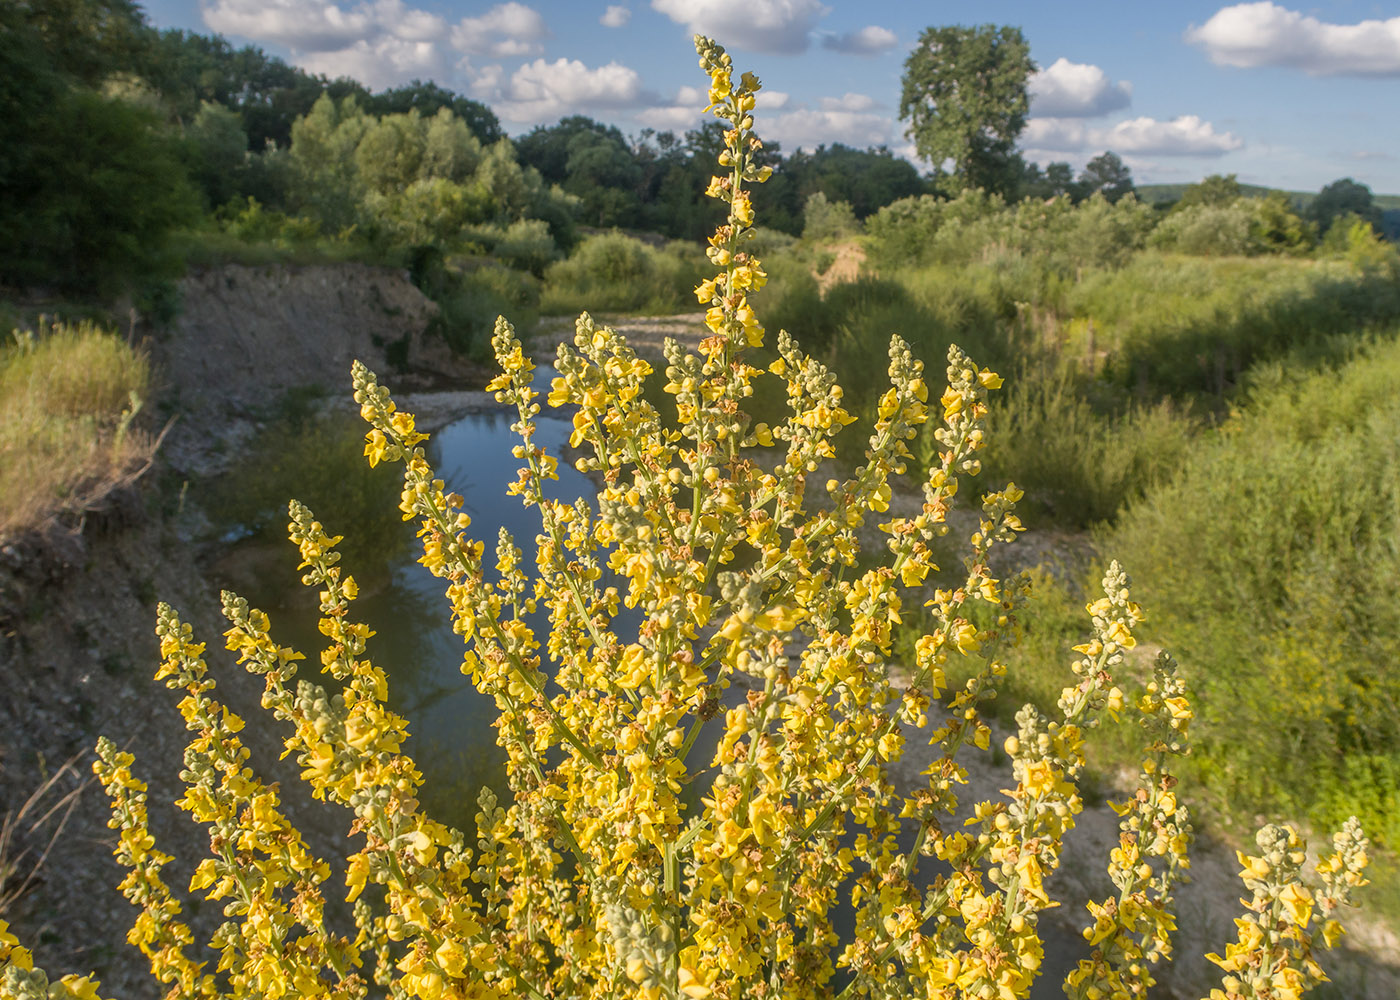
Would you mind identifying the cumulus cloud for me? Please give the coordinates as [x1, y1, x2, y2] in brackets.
[764, 104, 899, 152]
[452, 2, 549, 58]
[300, 37, 444, 88]
[819, 92, 875, 113]
[1024, 114, 1243, 156]
[601, 5, 630, 28]
[1029, 58, 1131, 117]
[1187, 2, 1400, 76]
[202, 0, 443, 51]
[650, 0, 830, 54]
[821, 25, 897, 55]
[202, 0, 451, 86]
[635, 85, 710, 130]
[490, 57, 649, 121]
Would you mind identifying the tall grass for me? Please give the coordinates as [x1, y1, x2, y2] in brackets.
[0, 321, 154, 537]
[973, 368, 1199, 527]
[1068, 252, 1400, 397]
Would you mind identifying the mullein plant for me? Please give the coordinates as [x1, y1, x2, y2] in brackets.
[0, 34, 1370, 1000]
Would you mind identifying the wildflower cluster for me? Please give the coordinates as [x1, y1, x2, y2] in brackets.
[0, 33, 1372, 1000]
[1205, 818, 1369, 1000]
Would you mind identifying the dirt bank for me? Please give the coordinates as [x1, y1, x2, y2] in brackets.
[0, 261, 454, 996]
[153, 262, 472, 479]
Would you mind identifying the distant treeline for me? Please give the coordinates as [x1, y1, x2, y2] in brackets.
[1, 0, 1393, 304]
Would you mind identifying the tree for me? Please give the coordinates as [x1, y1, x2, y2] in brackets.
[1176, 173, 1241, 210]
[899, 24, 1034, 196]
[363, 79, 501, 145]
[1309, 177, 1383, 236]
[1078, 151, 1134, 204]
[0, 0, 197, 295]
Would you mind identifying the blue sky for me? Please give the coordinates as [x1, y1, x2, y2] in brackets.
[141, 1, 1400, 193]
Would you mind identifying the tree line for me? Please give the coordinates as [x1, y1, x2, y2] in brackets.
[0, 2, 1390, 304]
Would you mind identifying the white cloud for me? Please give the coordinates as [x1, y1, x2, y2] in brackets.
[1024, 114, 1243, 157]
[1029, 58, 1131, 117]
[818, 92, 875, 113]
[821, 25, 897, 55]
[1187, 2, 1400, 76]
[202, 0, 444, 51]
[764, 106, 899, 152]
[202, 0, 449, 87]
[491, 57, 648, 121]
[601, 5, 630, 28]
[300, 36, 443, 88]
[452, 2, 548, 58]
[635, 86, 711, 131]
[650, 0, 830, 54]
[759, 89, 789, 110]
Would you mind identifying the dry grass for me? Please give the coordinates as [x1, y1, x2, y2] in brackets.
[0, 320, 158, 538]
[0, 753, 91, 917]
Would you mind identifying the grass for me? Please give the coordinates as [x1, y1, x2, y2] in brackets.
[0, 754, 91, 918]
[0, 319, 155, 538]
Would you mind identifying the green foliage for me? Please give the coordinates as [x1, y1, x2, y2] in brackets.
[1069, 252, 1400, 396]
[1174, 173, 1243, 209]
[899, 24, 1034, 195]
[1105, 334, 1400, 845]
[865, 190, 1154, 274]
[1319, 217, 1400, 277]
[1309, 176, 1383, 235]
[0, 2, 198, 296]
[182, 100, 250, 210]
[409, 253, 539, 360]
[0, 86, 198, 295]
[1149, 201, 1253, 256]
[539, 232, 705, 315]
[1077, 151, 1134, 204]
[801, 192, 859, 241]
[1248, 191, 1316, 255]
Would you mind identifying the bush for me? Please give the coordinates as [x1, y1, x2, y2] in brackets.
[801, 191, 859, 241]
[540, 231, 705, 315]
[974, 367, 1197, 527]
[1149, 201, 1254, 256]
[0, 37, 1372, 1000]
[1106, 333, 1400, 844]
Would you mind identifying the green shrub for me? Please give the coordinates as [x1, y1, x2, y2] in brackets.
[801, 191, 859, 241]
[973, 367, 1197, 527]
[539, 231, 704, 314]
[1149, 202, 1254, 256]
[1105, 333, 1400, 843]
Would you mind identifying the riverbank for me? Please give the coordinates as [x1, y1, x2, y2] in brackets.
[2, 264, 1397, 998]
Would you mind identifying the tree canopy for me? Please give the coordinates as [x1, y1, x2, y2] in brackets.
[1078, 152, 1135, 204]
[899, 24, 1034, 197]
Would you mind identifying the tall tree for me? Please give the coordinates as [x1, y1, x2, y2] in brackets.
[1078, 151, 1134, 204]
[899, 24, 1034, 196]
[1309, 177, 1383, 236]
